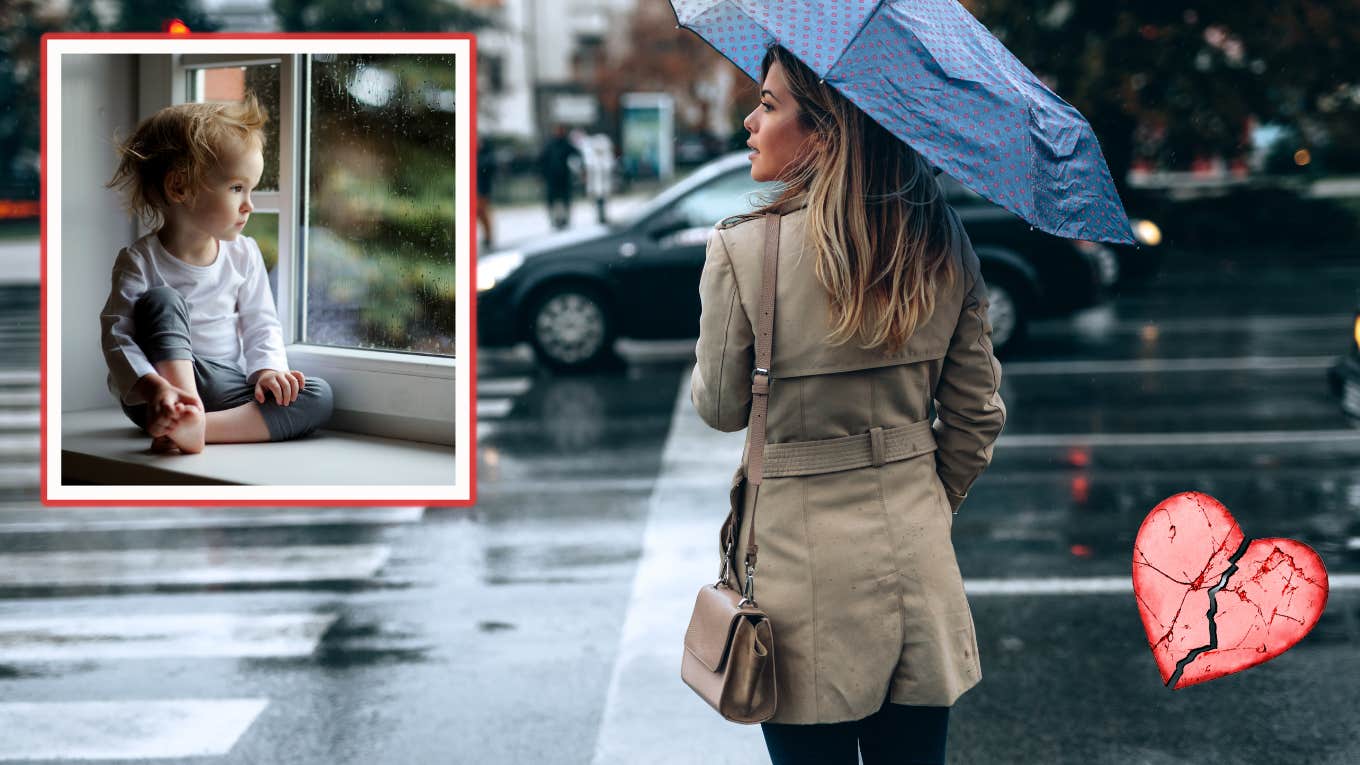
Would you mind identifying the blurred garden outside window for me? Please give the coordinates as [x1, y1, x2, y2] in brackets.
[301, 53, 459, 357]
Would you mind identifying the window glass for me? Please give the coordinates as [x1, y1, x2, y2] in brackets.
[240, 212, 281, 311]
[240, 212, 279, 272]
[303, 53, 458, 356]
[669, 169, 775, 229]
[187, 64, 280, 192]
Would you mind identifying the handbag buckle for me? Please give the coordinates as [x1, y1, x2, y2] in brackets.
[739, 559, 757, 606]
[718, 537, 734, 585]
[751, 367, 769, 382]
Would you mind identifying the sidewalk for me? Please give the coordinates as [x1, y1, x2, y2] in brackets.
[482, 191, 655, 253]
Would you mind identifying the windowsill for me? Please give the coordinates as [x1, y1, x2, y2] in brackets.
[283, 344, 459, 446]
[60, 408, 455, 486]
[284, 343, 456, 376]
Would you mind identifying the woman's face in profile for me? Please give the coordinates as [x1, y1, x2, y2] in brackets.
[743, 60, 817, 183]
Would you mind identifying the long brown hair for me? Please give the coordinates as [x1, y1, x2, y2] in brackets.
[727, 45, 957, 355]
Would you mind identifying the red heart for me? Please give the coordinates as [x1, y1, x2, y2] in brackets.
[1132, 491, 1329, 689]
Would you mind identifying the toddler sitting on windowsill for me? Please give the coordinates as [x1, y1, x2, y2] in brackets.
[100, 93, 333, 454]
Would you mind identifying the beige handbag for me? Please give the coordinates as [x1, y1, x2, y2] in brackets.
[681, 212, 782, 725]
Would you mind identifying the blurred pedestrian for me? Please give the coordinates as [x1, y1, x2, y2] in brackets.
[476, 137, 496, 249]
[584, 134, 616, 224]
[690, 44, 1006, 765]
[538, 124, 582, 230]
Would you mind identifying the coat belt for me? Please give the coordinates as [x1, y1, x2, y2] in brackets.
[760, 420, 937, 478]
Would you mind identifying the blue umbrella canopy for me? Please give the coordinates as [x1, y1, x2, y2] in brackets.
[670, 0, 1135, 244]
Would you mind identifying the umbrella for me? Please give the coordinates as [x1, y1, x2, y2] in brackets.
[669, 0, 1135, 245]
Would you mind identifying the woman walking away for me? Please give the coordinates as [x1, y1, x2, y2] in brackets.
[691, 44, 1006, 765]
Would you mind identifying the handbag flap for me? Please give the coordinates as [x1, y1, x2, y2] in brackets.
[684, 584, 746, 672]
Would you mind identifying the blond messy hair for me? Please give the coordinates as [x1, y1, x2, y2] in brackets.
[107, 93, 268, 229]
[725, 45, 958, 356]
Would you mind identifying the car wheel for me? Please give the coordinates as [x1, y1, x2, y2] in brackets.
[527, 285, 615, 371]
[985, 277, 1026, 354]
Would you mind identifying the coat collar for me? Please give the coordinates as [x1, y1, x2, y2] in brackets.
[772, 192, 809, 216]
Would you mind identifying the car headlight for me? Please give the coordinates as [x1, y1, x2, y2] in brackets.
[1131, 219, 1162, 247]
[1353, 312, 1359, 352]
[477, 250, 524, 292]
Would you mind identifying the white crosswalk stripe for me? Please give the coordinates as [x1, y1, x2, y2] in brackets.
[2, 544, 393, 588]
[0, 505, 425, 533]
[0, 389, 39, 407]
[0, 434, 39, 457]
[0, 612, 338, 662]
[0, 410, 39, 429]
[476, 376, 532, 397]
[0, 700, 270, 760]
[0, 370, 39, 385]
[475, 374, 534, 440]
[477, 397, 514, 418]
[592, 371, 764, 765]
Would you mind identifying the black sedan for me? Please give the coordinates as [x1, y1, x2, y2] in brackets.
[477, 152, 1162, 370]
[1328, 300, 1360, 419]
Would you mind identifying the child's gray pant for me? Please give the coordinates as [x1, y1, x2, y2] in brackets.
[121, 286, 334, 441]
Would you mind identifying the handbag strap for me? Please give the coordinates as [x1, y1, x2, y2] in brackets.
[739, 211, 781, 578]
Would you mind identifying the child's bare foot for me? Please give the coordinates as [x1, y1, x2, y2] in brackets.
[149, 435, 177, 453]
[166, 405, 205, 454]
[147, 409, 177, 438]
[148, 401, 195, 438]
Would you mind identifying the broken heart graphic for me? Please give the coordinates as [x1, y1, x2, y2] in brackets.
[1132, 491, 1329, 689]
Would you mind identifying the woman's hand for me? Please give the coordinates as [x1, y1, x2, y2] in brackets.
[252, 369, 306, 406]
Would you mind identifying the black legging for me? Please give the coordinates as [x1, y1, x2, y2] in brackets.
[760, 695, 950, 765]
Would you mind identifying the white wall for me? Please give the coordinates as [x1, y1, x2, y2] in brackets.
[61, 53, 138, 412]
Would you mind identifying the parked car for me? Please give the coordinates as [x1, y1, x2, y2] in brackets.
[1327, 299, 1360, 419]
[477, 151, 1162, 370]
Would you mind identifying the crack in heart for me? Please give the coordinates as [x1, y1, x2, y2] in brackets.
[1166, 536, 1250, 688]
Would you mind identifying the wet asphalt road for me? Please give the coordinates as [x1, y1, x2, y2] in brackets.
[1, 245, 1359, 764]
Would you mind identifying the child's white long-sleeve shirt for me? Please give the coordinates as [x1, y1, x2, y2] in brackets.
[100, 233, 289, 406]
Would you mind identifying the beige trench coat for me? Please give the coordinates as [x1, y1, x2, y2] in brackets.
[690, 200, 1006, 725]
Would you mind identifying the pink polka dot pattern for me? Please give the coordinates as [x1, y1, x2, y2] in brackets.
[670, 0, 1135, 244]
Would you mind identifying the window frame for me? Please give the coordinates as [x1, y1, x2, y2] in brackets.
[147, 52, 460, 446]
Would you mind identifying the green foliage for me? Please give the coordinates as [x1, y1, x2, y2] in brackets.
[241, 213, 279, 272]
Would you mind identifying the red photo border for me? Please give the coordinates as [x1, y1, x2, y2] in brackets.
[39, 32, 479, 507]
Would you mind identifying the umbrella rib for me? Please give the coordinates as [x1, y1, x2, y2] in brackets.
[823, 0, 888, 81]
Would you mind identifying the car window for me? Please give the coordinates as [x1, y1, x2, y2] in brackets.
[668, 169, 777, 229]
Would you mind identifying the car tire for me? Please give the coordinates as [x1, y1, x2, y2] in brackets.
[984, 276, 1027, 355]
[526, 284, 616, 371]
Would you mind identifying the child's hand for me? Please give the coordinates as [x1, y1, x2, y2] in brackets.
[147, 382, 203, 437]
[253, 369, 306, 406]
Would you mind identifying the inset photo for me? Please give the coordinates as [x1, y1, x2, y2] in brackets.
[41, 34, 475, 505]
